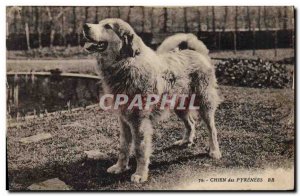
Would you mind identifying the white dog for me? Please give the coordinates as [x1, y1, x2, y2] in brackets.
[83, 18, 221, 183]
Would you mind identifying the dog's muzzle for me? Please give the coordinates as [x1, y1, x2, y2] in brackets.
[82, 24, 108, 53]
[84, 41, 108, 52]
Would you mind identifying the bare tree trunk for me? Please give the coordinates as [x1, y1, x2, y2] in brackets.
[277, 7, 282, 29]
[197, 7, 201, 32]
[60, 7, 65, 46]
[206, 6, 209, 31]
[46, 7, 64, 48]
[72, 7, 76, 33]
[95, 7, 99, 23]
[163, 7, 168, 33]
[34, 7, 39, 32]
[36, 7, 42, 49]
[150, 7, 154, 32]
[127, 6, 131, 22]
[25, 23, 31, 50]
[212, 6, 215, 32]
[246, 7, 251, 30]
[22, 7, 31, 50]
[263, 6, 268, 30]
[38, 27, 42, 49]
[257, 7, 261, 30]
[142, 7, 145, 32]
[77, 7, 82, 47]
[85, 7, 89, 23]
[72, 7, 77, 47]
[274, 7, 280, 57]
[234, 6, 238, 54]
[108, 7, 111, 18]
[13, 10, 18, 33]
[223, 6, 228, 32]
[118, 7, 121, 18]
[283, 6, 288, 29]
[46, 7, 54, 48]
[252, 8, 256, 56]
[50, 29, 55, 48]
[184, 7, 188, 33]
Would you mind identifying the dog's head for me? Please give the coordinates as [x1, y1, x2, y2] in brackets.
[83, 18, 140, 59]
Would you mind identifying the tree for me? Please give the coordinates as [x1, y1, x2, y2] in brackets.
[206, 6, 209, 30]
[107, 7, 111, 18]
[46, 7, 64, 48]
[84, 7, 89, 23]
[223, 6, 228, 32]
[72, 7, 76, 33]
[184, 7, 188, 33]
[283, 6, 288, 29]
[163, 7, 168, 33]
[21, 7, 31, 50]
[197, 7, 201, 32]
[263, 6, 268, 30]
[246, 7, 251, 30]
[234, 6, 238, 53]
[118, 7, 121, 18]
[60, 7, 66, 46]
[150, 7, 154, 32]
[212, 6, 215, 32]
[34, 7, 42, 49]
[127, 6, 132, 22]
[142, 7, 145, 32]
[94, 7, 99, 23]
[257, 6, 261, 30]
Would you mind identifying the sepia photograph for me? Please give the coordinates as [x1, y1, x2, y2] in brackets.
[6, 5, 295, 191]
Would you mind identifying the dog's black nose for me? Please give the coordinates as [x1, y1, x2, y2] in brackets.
[83, 24, 90, 33]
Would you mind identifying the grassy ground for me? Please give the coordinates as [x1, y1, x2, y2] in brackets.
[6, 59, 98, 75]
[7, 48, 294, 75]
[7, 85, 294, 190]
[210, 48, 294, 61]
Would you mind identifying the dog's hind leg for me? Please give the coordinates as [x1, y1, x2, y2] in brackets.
[199, 88, 222, 159]
[107, 117, 132, 174]
[174, 110, 196, 147]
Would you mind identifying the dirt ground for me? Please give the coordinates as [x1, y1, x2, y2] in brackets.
[7, 85, 294, 190]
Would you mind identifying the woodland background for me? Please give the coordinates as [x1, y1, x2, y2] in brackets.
[6, 6, 295, 51]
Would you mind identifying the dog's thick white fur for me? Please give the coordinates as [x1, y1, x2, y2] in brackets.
[83, 18, 221, 183]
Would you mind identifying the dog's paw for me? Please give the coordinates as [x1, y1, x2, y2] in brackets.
[173, 139, 194, 147]
[107, 164, 129, 174]
[209, 149, 222, 159]
[131, 173, 148, 183]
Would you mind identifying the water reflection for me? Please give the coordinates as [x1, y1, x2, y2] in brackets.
[7, 72, 101, 118]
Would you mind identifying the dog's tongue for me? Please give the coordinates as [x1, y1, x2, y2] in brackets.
[84, 42, 95, 52]
[84, 41, 108, 52]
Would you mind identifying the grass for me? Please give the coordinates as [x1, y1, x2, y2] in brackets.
[210, 48, 294, 61]
[6, 59, 98, 75]
[7, 85, 294, 190]
[6, 48, 294, 75]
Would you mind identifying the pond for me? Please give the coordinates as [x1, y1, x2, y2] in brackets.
[7, 71, 101, 118]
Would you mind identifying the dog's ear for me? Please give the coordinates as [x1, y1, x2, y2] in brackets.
[119, 33, 140, 58]
[108, 23, 140, 58]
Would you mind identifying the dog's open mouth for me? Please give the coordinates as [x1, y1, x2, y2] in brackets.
[85, 41, 108, 53]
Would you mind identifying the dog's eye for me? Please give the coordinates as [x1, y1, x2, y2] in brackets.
[104, 24, 112, 29]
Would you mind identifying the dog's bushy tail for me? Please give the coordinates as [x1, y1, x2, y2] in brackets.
[156, 33, 209, 55]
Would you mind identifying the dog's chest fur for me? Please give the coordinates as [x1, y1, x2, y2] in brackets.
[100, 58, 156, 96]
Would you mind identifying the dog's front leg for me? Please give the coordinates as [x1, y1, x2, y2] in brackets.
[107, 117, 132, 174]
[130, 118, 153, 183]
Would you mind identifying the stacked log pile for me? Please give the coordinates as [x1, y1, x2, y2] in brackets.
[215, 58, 292, 88]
